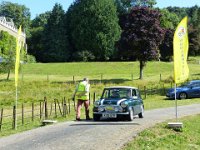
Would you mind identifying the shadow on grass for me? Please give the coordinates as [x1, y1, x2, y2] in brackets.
[52, 78, 135, 84]
[0, 79, 11, 82]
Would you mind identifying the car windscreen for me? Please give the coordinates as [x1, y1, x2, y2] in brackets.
[102, 88, 131, 99]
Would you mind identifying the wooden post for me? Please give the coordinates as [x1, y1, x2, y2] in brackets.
[50, 102, 53, 116]
[100, 74, 103, 83]
[44, 97, 48, 119]
[144, 86, 147, 99]
[93, 92, 96, 104]
[56, 99, 63, 116]
[68, 99, 71, 114]
[73, 76, 75, 84]
[32, 103, 34, 121]
[160, 74, 162, 82]
[63, 97, 66, 116]
[22, 104, 24, 125]
[54, 99, 57, 118]
[0, 108, 3, 131]
[40, 102, 42, 119]
[13, 106, 16, 129]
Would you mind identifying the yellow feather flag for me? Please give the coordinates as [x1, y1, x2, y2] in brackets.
[15, 26, 22, 87]
[173, 17, 189, 84]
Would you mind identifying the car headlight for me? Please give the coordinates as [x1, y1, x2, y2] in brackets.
[121, 101, 128, 108]
[98, 106, 104, 112]
[94, 101, 100, 107]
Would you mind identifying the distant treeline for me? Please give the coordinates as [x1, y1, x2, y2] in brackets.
[0, 0, 200, 63]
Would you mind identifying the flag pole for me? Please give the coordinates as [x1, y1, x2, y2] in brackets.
[174, 83, 177, 122]
[15, 86, 18, 129]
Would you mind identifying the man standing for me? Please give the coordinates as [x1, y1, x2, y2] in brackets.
[73, 78, 91, 121]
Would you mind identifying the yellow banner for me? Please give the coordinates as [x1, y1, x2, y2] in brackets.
[173, 17, 189, 84]
[15, 26, 22, 87]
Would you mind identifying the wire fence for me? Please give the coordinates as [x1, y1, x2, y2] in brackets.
[0, 84, 172, 132]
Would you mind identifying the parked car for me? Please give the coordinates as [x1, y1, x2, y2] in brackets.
[93, 86, 144, 121]
[166, 80, 200, 99]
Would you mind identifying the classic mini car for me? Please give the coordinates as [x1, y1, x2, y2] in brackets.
[93, 86, 144, 121]
[166, 80, 200, 99]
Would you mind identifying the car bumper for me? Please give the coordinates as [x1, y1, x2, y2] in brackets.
[93, 112, 129, 115]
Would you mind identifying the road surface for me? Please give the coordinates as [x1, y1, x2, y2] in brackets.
[0, 104, 200, 150]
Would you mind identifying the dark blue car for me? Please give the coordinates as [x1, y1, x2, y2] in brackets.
[93, 86, 144, 121]
[166, 80, 200, 99]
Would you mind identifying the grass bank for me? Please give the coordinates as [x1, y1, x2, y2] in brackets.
[123, 114, 200, 150]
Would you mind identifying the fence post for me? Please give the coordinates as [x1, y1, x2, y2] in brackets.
[13, 105, 16, 129]
[0, 108, 3, 131]
[144, 86, 147, 99]
[22, 104, 24, 125]
[73, 76, 75, 84]
[40, 102, 42, 119]
[131, 74, 133, 81]
[68, 99, 71, 114]
[44, 97, 48, 119]
[100, 74, 103, 83]
[54, 99, 57, 118]
[56, 99, 63, 116]
[63, 97, 67, 117]
[93, 92, 96, 104]
[160, 74, 162, 82]
[32, 103, 34, 121]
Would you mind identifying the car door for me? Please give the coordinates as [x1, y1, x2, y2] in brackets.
[190, 83, 200, 98]
[132, 89, 141, 114]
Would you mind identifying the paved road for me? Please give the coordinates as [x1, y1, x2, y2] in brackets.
[0, 104, 200, 150]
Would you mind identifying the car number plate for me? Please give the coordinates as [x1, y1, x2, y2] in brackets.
[102, 113, 117, 118]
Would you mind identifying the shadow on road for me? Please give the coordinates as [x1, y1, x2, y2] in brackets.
[70, 119, 140, 126]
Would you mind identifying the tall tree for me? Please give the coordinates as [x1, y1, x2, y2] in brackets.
[67, 0, 121, 61]
[159, 29, 174, 61]
[27, 12, 51, 62]
[159, 9, 179, 30]
[0, 1, 31, 34]
[42, 3, 70, 62]
[0, 31, 16, 80]
[117, 7, 165, 79]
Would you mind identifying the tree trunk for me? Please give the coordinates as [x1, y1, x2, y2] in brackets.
[7, 69, 10, 80]
[139, 61, 145, 79]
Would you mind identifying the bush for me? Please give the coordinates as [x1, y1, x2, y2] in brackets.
[26, 55, 36, 63]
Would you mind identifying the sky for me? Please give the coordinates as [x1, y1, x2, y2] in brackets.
[1, 0, 200, 20]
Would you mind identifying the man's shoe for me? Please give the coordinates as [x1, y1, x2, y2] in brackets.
[76, 118, 81, 121]
[86, 117, 92, 120]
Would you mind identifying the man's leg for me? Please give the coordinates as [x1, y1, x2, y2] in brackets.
[83, 100, 90, 120]
[76, 100, 83, 120]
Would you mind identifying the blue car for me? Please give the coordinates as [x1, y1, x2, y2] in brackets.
[166, 80, 200, 99]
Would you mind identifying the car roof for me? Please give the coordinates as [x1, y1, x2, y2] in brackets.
[190, 80, 200, 83]
[188, 80, 200, 84]
[104, 86, 138, 89]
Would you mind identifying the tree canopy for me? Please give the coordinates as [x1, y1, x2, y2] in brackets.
[117, 7, 165, 79]
[67, 0, 121, 61]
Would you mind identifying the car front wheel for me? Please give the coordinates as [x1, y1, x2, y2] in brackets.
[127, 107, 134, 121]
[179, 92, 187, 99]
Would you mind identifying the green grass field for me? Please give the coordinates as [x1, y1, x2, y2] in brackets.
[0, 60, 199, 106]
[0, 59, 199, 137]
[123, 114, 200, 150]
